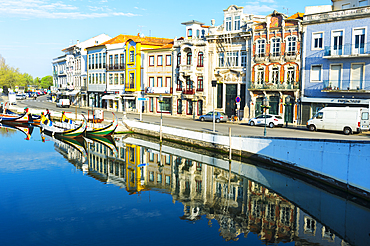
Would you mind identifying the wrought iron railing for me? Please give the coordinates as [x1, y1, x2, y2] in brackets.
[322, 80, 370, 91]
[324, 43, 370, 57]
[249, 82, 299, 90]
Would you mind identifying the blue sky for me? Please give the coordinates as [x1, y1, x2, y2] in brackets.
[0, 0, 331, 78]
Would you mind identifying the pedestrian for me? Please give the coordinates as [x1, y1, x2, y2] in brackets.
[45, 109, 51, 120]
[0, 102, 3, 114]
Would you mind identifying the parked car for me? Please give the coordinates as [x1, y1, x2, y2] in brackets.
[199, 112, 228, 123]
[248, 114, 284, 128]
[16, 94, 27, 100]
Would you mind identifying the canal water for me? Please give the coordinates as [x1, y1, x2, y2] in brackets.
[0, 124, 369, 246]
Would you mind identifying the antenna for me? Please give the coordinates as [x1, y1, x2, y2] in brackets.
[283, 7, 289, 16]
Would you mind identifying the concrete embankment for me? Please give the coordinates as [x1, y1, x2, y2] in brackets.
[123, 119, 370, 201]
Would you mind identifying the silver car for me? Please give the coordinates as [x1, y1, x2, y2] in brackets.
[199, 112, 228, 123]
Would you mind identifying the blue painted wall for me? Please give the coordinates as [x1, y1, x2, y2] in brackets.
[303, 17, 370, 99]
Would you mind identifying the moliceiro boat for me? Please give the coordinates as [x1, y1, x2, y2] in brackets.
[40, 112, 86, 138]
[84, 112, 118, 137]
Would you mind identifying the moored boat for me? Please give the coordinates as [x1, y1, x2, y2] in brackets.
[0, 111, 33, 124]
[40, 113, 87, 138]
[85, 113, 118, 137]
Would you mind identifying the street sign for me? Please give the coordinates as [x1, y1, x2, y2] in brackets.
[235, 96, 241, 103]
[138, 163, 148, 167]
[138, 98, 149, 101]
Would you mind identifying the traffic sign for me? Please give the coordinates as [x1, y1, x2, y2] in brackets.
[235, 96, 241, 103]
[138, 98, 149, 101]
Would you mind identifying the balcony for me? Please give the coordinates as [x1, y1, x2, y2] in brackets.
[322, 80, 370, 93]
[107, 64, 125, 71]
[269, 53, 281, 62]
[254, 53, 266, 62]
[285, 51, 298, 61]
[248, 82, 299, 90]
[182, 88, 195, 94]
[180, 65, 192, 71]
[303, 6, 370, 24]
[196, 88, 204, 92]
[323, 43, 370, 58]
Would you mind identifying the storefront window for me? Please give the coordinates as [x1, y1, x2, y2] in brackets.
[158, 97, 171, 113]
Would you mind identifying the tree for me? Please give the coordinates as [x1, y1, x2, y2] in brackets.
[40, 76, 53, 89]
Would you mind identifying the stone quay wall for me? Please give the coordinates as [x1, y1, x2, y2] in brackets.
[122, 119, 370, 200]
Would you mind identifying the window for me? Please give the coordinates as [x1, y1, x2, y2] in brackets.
[88, 55, 91, 69]
[226, 17, 232, 31]
[177, 53, 181, 66]
[159, 97, 171, 112]
[201, 30, 205, 38]
[176, 79, 182, 91]
[99, 73, 102, 84]
[286, 36, 297, 55]
[234, 16, 240, 30]
[197, 100, 203, 115]
[188, 28, 192, 37]
[120, 54, 124, 67]
[129, 73, 134, 89]
[226, 51, 239, 67]
[103, 73, 106, 83]
[219, 53, 224, 67]
[342, 3, 350, 9]
[241, 51, 247, 67]
[330, 64, 341, 89]
[186, 52, 192, 65]
[351, 63, 364, 89]
[114, 74, 118, 84]
[129, 50, 134, 62]
[149, 98, 154, 112]
[165, 77, 171, 87]
[157, 174, 162, 184]
[332, 31, 343, 55]
[271, 67, 279, 84]
[120, 73, 124, 85]
[197, 76, 203, 90]
[271, 38, 281, 56]
[359, 0, 368, 7]
[99, 53, 102, 68]
[109, 55, 113, 66]
[196, 29, 200, 38]
[312, 33, 323, 49]
[256, 67, 264, 84]
[149, 172, 154, 182]
[91, 54, 95, 69]
[95, 54, 98, 69]
[256, 39, 266, 56]
[287, 66, 295, 84]
[109, 74, 113, 84]
[186, 77, 193, 91]
[157, 77, 163, 87]
[103, 53, 106, 68]
[177, 99, 182, 114]
[304, 217, 316, 234]
[149, 56, 154, 66]
[166, 55, 171, 66]
[114, 54, 118, 68]
[197, 52, 204, 67]
[354, 28, 365, 54]
[157, 55, 163, 66]
[149, 77, 154, 87]
[311, 65, 322, 82]
[165, 176, 170, 185]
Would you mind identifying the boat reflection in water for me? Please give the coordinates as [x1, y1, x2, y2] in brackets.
[0, 122, 34, 140]
[45, 133, 370, 246]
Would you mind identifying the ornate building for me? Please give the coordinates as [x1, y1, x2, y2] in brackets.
[249, 11, 303, 124]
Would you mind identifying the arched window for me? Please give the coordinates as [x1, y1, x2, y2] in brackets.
[187, 52, 192, 65]
[177, 53, 181, 66]
[197, 52, 204, 67]
[286, 66, 296, 84]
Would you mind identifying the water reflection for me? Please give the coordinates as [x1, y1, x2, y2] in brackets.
[0, 122, 33, 140]
[44, 132, 369, 246]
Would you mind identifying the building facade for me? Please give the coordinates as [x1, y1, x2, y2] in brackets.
[301, 0, 370, 123]
[249, 11, 303, 124]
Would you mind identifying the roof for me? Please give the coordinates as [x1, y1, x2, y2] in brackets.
[181, 20, 205, 26]
[100, 33, 173, 46]
[287, 12, 304, 20]
[61, 44, 76, 52]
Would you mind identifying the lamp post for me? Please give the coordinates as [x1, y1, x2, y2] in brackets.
[159, 94, 163, 143]
[262, 96, 268, 137]
[211, 80, 217, 133]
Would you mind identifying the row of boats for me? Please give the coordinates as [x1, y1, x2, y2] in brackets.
[0, 107, 118, 138]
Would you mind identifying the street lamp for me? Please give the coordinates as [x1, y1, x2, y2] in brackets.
[159, 94, 163, 143]
[261, 96, 269, 137]
[211, 80, 217, 133]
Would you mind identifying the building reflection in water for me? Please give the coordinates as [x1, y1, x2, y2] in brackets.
[50, 133, 356, 246]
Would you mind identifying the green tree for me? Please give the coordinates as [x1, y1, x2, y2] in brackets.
[40, 75, 53, 89]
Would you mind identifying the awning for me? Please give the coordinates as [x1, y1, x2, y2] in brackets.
[102, 95, 119, 100]
[68, 89, 80, 96]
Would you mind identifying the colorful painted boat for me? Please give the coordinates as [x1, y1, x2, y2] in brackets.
[0, 122, 34, 140]
[0, 112, 33, 124]
[40, 117, 87, 138]
[5, 109, 41, 125]
[85, 113, 118, 137]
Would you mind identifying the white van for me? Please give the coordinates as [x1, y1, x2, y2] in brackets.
[307, 107, 369, 135]
[56, 98, 70, 108]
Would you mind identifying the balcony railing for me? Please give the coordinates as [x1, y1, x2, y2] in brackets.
[269, 52, 281, 61]
[322, 80, 370, 92]
[324, 43, 370, 57]
[183, 88, 195, 94]
[196, 88, 204, 92]
[303, 6, 370, 23]
[180, 65, 192, 71]
[176, 87, 182, 91]
[285, 51, 298, 61]
[254, 53, 266, 62]
[249, 82, 299, 90]
[107, 64, 125, 71]
[145, 86, 171, 94]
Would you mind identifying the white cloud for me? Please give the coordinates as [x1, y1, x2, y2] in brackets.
[244, 2, 278, 14]
[0, 0, 139, 19]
